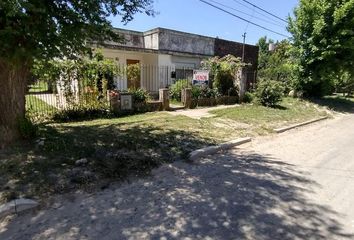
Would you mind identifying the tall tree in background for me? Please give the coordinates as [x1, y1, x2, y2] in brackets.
[0, 0, 154, 146]
[256, 36, 273, 75]
[256, 37, 295, 93]
[288, 0, 354, 96]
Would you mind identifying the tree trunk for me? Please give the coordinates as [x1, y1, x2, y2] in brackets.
[0, 59, 30, 148]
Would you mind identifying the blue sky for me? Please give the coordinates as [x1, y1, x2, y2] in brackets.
[109, 0, 298, 45]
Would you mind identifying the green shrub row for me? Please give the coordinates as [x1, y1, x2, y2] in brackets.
[255, 80, 284, 107]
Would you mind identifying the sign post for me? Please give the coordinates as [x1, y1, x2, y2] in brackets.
[192, 70, 209, 86]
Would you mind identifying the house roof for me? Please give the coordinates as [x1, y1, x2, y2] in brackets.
[98, 27, 258, 69]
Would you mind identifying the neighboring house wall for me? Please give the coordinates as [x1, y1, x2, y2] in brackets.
[214, 38, 259, 71]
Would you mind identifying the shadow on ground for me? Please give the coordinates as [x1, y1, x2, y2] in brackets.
[309, 96, 354, 113]
[1, 150, 352, 240]
[0, 122, 214, 203]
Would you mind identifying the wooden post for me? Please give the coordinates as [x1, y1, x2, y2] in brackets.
[183, 88, 192, 109]
[238, 68, 247, 103]
[159, 88, 170, 111]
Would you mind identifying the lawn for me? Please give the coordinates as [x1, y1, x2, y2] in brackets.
[26, 95, 57, 118]
[0, 97, 329, 203]
[169, 99, 184, 106]
[309, 95, 354, 113]
[28, 81, 49, 93]
[210, 97, 329, 135]
[0, 113, 239, 203]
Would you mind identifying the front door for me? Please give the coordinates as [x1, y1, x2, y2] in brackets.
[126, 59, 141, 89]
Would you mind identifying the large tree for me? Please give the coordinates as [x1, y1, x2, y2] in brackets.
[288, 0, 354, 96]
[256, 37, 295, 92]
[0, 0, 154, 146]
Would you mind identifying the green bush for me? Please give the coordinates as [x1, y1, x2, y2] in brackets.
[191, 86, 201, 99]
[214, 71, 235, 95]
[128, 88, 150, 103]
[199, 86, 220, 98]
[18, 116, 38, 139]
[53, 107, 113, 122]
[227, 86, 239, 97]
[170, 79, 192, 101]
[255, 80, 284, 107]
[201, 55, 246, 96]
[243, 91, 255, 103]
[170, 80, 223, 101]
[186, 85, 221, 100]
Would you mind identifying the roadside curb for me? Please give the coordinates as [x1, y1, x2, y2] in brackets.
[189, 137, 252, 161]
[0, 199, 39, 219]
[274, 116, 328, 133]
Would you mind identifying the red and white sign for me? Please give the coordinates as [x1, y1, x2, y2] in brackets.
[193, 70, 209, 85]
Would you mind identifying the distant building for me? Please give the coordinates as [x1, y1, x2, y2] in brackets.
[95, 27, 259, 92]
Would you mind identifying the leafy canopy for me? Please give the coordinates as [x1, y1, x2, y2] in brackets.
[201, 54, 247, 95]
[0, 0, 155, 61]
[288, 0, 354, 96]
[256, 37, 296, 92]
[32, 51, 120, 87]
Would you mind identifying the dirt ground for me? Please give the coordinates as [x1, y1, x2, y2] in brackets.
[1, 114, 354, 240]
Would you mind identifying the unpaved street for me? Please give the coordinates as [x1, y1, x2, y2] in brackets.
[1, 115, 354, 240]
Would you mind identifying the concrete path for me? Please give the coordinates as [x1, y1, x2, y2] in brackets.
[168, 104, 239, 119]
[1, 115, 354, 239]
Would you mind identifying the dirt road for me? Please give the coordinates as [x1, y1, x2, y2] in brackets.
[1, 115, 354, 240]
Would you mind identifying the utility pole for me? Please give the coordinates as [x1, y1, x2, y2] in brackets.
[242, 32, 246, 62]
[240, 32, 247, 103]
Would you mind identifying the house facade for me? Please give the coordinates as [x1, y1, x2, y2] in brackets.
[97, 27, 259, 92]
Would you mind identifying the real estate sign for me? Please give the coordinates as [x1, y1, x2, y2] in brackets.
[193, 70, 209, 85]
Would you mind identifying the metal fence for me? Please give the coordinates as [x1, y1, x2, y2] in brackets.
[26, 81, 58, 118]
[244, 70, 257, 90]
[25, 65, 257, 120]
[26, 80, 110, 121]
[25, 64, 195, 119]
[114, 64, 194, 92]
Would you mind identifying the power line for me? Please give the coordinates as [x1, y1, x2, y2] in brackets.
[244, 8, 254, 32]
[208, 0, 286, 28]
[199, 0, 290, 38]
[239, 0, 288, 23]
[230, 0, 285, 26]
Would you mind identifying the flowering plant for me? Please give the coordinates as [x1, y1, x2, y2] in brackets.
[108, 90, 119, 98]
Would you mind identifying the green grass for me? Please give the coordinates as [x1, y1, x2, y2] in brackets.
[0, 112, 241, 202]
[210, 98, 328, 135]
[26, 95, 57, 120]
[0, 97, 329, 203]
[309, 95, 354, 113]
[170, 99, 184, 106]
[28, 81, 49, 93]
[26, 95, 57, 112]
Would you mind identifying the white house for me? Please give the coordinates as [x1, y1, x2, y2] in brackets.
[95, 27, 259, 93]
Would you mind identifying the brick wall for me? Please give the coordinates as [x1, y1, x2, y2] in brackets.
[214, 38, 259, 71]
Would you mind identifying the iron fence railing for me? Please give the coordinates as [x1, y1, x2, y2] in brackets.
[25, 65, 257, 121]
